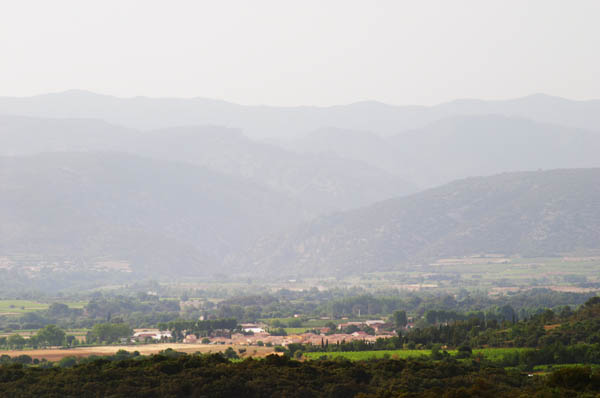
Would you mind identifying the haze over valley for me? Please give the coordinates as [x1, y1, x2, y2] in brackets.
[2, 91, 600, 287]
[5, 3, 600, 395]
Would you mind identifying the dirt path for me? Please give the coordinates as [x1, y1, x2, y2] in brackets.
[0, 343, 275, 361]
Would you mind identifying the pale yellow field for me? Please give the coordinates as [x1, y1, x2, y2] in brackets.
[0, 343, 275, 361]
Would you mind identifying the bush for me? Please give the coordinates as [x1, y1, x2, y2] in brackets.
[58, 357, 77, 368]
[223, 347, 239, 360]
[456, 345, 472, 359]
[13, 355, 32, 365]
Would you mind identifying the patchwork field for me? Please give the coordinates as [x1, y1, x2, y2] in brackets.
[0, 300, 87, 316]
[0, 300, 49, 315]
[302, 347, 528, 361]
[347, 255, 600, 293]
[303, 349, 430, 360]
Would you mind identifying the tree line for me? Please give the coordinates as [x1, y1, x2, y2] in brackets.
[1, 352, 600, 397]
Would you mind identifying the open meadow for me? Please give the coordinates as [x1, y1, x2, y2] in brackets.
[0, 300, 49, 315]
[0, 300, 87, 316]
[303, 347, 528, 361]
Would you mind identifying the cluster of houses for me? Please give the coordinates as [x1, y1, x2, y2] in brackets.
[209, 319, 398, 346]
[129, 319, 403, 347]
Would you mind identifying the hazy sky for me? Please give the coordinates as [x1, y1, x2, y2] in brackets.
[1, 0, 599, 106]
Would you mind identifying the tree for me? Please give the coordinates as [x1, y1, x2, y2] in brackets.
[47, 303, 70, 317]
[499, 305, 516, 322]
[36, 324, 66, 347]
[223, 347, 239, 359]
[456, 345, 472, 358]
[66, 335, 77, 346]
[13, 354, 32, 365]
[7, 334, 26, 349]
[88, 323, 132, 344]
[271, 319, 285, 328]
[392, 310, 408, 328]
[430, 344, 444, 360]
[58, 356, 77, 368]
[269, 328, 287, 336]
[344, 325, 360, 334]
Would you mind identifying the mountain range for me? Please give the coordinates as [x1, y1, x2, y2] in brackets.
[290, 116, 600, 187]
[2, 91, 600, 280]
[1, 91, 599, 139]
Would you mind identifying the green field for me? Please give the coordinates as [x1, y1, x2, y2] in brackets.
[303, 347, 527, 361]
[0, 300, 49, 314]
[303, 349, 430, 360]
[351, 255, 600, 292]
[533, 363, 600, 372]
[0, 300, 87, 315]
[64, 301, 87, 309]
[262, 317, 340, 328]
[284, 328, 310, 335]
[0, 328, 90, 339]
[472, 347, 528, 361]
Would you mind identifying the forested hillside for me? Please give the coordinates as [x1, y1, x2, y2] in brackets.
[239, 168, 600, 276]
[0, 152, 303, 276]
[2, 352, 600, 397]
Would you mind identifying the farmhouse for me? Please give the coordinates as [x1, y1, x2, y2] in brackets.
[240, 323, 266, 333]
[131, 330, 172, 342]
[183, 334, 198, 344]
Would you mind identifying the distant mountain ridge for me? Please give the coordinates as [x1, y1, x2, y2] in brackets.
[235, 168, 600, 277]
[284, 115, 600, 188]
[1, 91, 599, 139]
[0, 115, 415, 213]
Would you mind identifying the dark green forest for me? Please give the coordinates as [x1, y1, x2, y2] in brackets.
[2, 352, 600, 397]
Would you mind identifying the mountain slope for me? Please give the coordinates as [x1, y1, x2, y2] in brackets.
[0, 115, 415, 212]
[0, 152, 303, 276]
[388, 115, 600, 187]
[237, 169, 600, 276]
[133, 126, 414, 212]
[286, 116, 600, 188]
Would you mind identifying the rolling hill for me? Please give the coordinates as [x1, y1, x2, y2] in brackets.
[235, 168, 600, 277]
[0, 152, 304, 277]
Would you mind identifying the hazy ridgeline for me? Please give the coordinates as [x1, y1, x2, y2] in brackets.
[1, 91, 600, 282]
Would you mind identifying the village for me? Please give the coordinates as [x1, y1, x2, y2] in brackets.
[130, 319, 406, 348]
